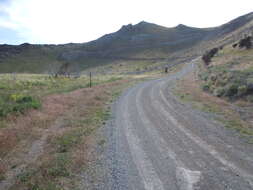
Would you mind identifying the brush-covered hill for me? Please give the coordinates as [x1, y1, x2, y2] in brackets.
[80, 21, 209, 58]
[0, 12, 253, 73]
[199, 36, 253, 102]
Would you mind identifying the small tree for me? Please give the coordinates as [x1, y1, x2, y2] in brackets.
[232, 43, 238, 48]
[239, 36, 252, 49]
[202, 48, 219, 65]
[55, 62, 71, 77]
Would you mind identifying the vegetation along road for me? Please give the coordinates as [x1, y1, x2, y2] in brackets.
[103, 59, 253, 190]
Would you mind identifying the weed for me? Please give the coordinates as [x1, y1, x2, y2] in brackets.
[17, 170, 36, 183]
[0, 174, 5, 181]
[27, 182, 60, 190]
[220, 118, 253, 136]
[56, 127, 95, 153]
[47, 153, 70, 177]
[247, 95, 253, 102]
[56, 131, 82, 153]
[98, 139, 106, 146]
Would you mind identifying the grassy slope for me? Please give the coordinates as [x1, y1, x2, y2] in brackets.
[173, 44, 253, 144]
[0, 46, 62, 73]
[199, 45, 253, 101]
[0, 22, 211, 74]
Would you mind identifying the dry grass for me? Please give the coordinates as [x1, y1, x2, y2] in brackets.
[175, 71, 229, 112]
[0, 75, 140, 189]
[212, 47, 253, 69]
[174, 66, 253, 139]
[0, 69, 162, 189]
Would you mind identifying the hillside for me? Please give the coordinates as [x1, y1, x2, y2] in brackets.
[173, 35, 253, 144]
[0, 12, 253, 73]
[199, 38, 253, 102]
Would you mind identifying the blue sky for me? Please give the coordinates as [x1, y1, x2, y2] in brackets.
[0, 0, 253, 45]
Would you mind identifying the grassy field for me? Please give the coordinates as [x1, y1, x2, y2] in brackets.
[0, 69, 163, 190]
[0, 73, 124, 122]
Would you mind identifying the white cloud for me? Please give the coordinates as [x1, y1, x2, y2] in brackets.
[0, 0, 253, 44]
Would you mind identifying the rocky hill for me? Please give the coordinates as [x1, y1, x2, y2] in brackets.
[0, 12, 253, 73]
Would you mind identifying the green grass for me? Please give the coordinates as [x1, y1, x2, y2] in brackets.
[0, 94, 41, 117]
[17, 170, 36, 183]
[56, 127, 95, 153]
[0, 74, 124, 119]
[0, 174, 5, 181]
[219, 118, 253, 137]
[46, 153, 71, 177]
[0, 46, 64, 73]
[55, 105, 111, 153]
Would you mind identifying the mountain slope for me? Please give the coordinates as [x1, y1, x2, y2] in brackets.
[0, 12, 253, 73]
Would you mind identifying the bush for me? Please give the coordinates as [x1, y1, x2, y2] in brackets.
[239, 36, 252, 49]
[247, 78, 253, 91]
[224, 84, 239, 97]
[247, 95, 253, 102]
[199, 72, 210, 81]
[201, 83, 210, 91]
[10, 94, 34, 104]
[0, 108, 9, 117]
[215, 77, 228, 87]
[202, 48, 219, 65]
[47, 154, 70, 177]
[0, 95, 41, 117]
[213, 87, 225, 97]
[210, 74, 217, 82]
[232, 43, 238, 48]
[237, 85, 247, 96]
[12, 100, 40, 113]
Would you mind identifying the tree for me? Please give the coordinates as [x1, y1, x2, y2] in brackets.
[239, 36, 252, 49]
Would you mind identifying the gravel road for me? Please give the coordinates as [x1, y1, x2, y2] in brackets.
[102, 59, 253, 190]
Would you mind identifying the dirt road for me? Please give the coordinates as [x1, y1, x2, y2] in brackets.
[103, 59, 253, 190]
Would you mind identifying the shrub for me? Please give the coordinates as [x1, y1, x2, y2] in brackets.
[201, 83, 210, 91]
[237, 85, 247, 96]
[213, 87, 225, 97]
[0, 95, 41, 117]
[47, 154, 70, 177]
[246, 78, 253, 92]
[239, 36, 252, 49]
[232, 43, 238, 48]
[247, 95, 253, 102]
[224, 84, 239, 97]
[199, 72, 209, 81]
[210, 74, 217, 82]
[12, 100, 40, 113]
[202, 48, 219, 65]
[215, 77, 228, 87]
[0, 108, 9, 117]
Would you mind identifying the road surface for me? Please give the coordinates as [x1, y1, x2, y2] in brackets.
[103, 60, 253, 190]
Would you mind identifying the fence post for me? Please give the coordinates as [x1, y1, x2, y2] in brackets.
[89, 72, 92, 88]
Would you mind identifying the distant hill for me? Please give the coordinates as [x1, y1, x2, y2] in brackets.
[0, 12, 253, 73]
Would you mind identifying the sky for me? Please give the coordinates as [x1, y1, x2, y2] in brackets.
[0, 0, 252, 45]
